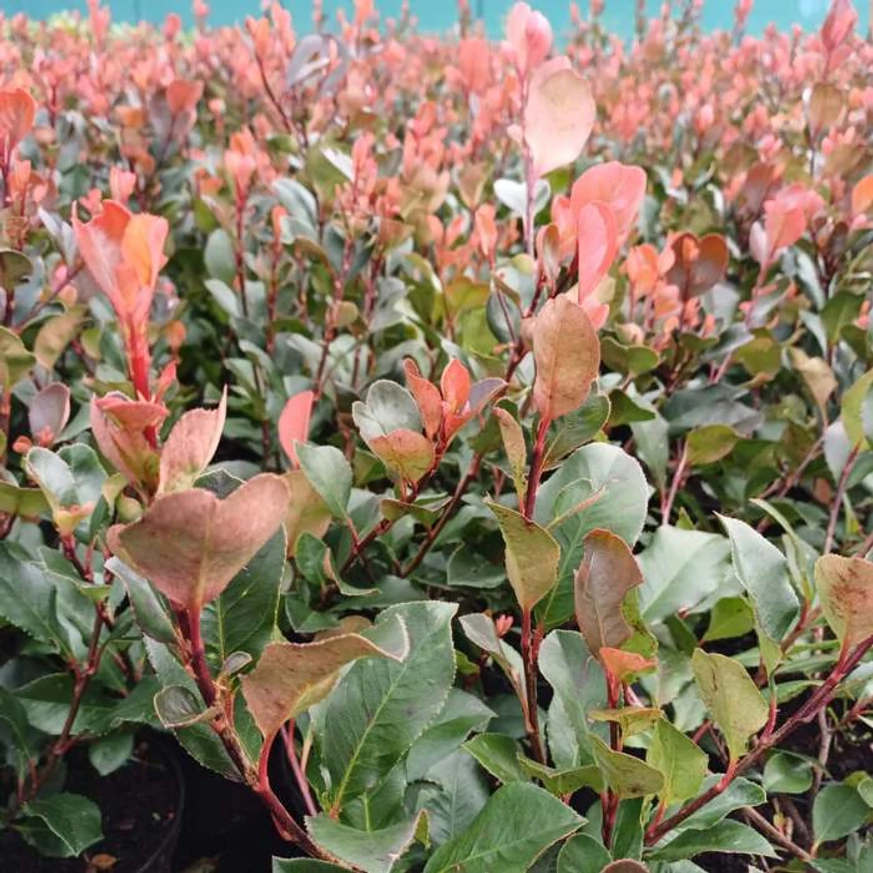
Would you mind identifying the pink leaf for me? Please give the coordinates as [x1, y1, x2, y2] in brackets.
[29, 383, 71, 447]
[278, 390, 315, 467]
[403, 359, 443, 440]
[570, 162, 647, 243]
[576, 202, 618, 303]
[524, 58, 595, 179]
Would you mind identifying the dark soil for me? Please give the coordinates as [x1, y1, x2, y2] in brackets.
[1, 736, 181, 873]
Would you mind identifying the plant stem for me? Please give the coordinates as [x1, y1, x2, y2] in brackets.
[401, 453, 482, 577]
[282, 722, 318, 816]
[660, 442, 688, 524]
[520, 607, 545, 764]
[743, 807, 813, 863]
[646, 634, 873, 845]
[824, 445, 859, 554]
[524, 417, 549, 520]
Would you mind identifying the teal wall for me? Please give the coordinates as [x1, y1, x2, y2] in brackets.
[8, 0, 870, 38]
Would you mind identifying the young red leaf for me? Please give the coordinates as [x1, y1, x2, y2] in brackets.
[278, 389, 315, 467]
[403, 359, 443, 440]
[107, 473, 291, 613]
[158, 388, 227, 494]
[570, 162, 647, 243]
[532, 295, 600, 421]
[440, 359, 472, 414]
[0, 88, 37, 157]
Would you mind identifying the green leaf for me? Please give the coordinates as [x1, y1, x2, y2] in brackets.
[574, 528, 644, 657]
[273, 862, 348, 872]
[318, 602, 458, 812]
[155, 686, 214, 729]
[717, 515, 799, 643]
[813, 784, 870, 844]
[0, 325, 36, 388]
[494, 407, 528, 503]
[842, 369, 873, 449]
[646, 720, 707, 805]
[0, 542, 73, 655]
[19, 793, 103, 858]
[535, 444, 648, 628]
[307, 811, 427, 873]
[423, 783, 584, 873]
[463, 734, 529, 784]
[539, 630, 607, 768]
[406, 690, 494, 781]
[296, 443, 352, 519]
[204, 228, 237, 284]
[703, 597, 754, 643]
[416, 749, 490, 845]
[516, 757, 603, 796]
[691, 650, 768, 762]
[108, 556, 177, 644]
[88, 730, 134, 776]
[144, 637, 237, 779]
[676, 776, 766, 830]
[590, 735, 664, 799]
[556, 834, 611, 873]
[487, 499, 560, 611]
[0, 687, 37, 779]
[0, 480, 50, 518]
[638, 527, 731, 623]
[542, 393, 610, 470]
[815, 555, 873, 650]
[650, 819, 776, 861]
[762, 751, 814, 795]
[686, 425, 739, 466]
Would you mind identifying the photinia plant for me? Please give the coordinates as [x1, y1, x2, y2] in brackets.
[0, 0, 872, 869]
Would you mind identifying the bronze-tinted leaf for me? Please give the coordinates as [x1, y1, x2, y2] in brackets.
[815, 555, 873, 650]
[574, 529, 643, 657]
[533, 296, 600, 421]
[158, 388, 227, 494]
[107, 473, 291, 613]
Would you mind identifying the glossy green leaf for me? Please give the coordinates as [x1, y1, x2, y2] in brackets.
[646, 720, 708, 805]
[590, 735, 664, 799]
[307, 811, 427, 873]
[19, 793, 102, 858]
[423, 783, 584, 873]
[813, 784, 870, 844]
[463, 733, 529, 784]
[556, 834, 611, 873]
[318, 602, 457, 812]
[717, 515, 799, 643]
[296, 443, 352, 519]
[649, 819, 776, 861]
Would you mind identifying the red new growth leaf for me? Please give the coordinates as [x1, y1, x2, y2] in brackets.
[278, 389, 315, 467]
[570, 161, 647, 243]
[91, 393, 168, 492]
[440, 358, 471, 414]
[73, 201, 168, 399]
[0, 88, 36, 161]
[107, 473, 291, 614]
[403, 359, 443, 440]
